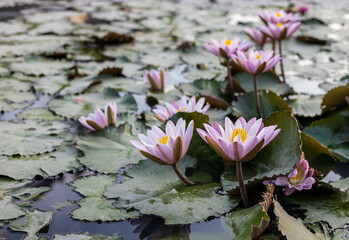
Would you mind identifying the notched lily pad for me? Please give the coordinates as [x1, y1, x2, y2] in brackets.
[0, 196, 25, 221]
[287, 95, 323, 117]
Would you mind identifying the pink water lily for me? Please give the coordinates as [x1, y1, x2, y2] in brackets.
[78, 102, 117, 131]
[263, 153, 315, 196]
[259, 21, 301, 41]
[244, 28, 271, 48]
[197, 117, 280, 162]
[130, 119, 195, 185]
[153, 96, 210, 123]
[232, 49, 281, 75]
[144, 69, 165, 91]
[204, 38, 252, 58]
[259, 9, 299, 25]
[298, 6, 309, 15]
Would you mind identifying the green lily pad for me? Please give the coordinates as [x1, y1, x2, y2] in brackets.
[221, 111, 301, 191]
[0, 177, 30, 192]
[0, 196, 25, 221]
[71, 175, 139, 222]
[17, 108, 63, 121]
[7, 187, 51, 201]
[49, 89, 137, 119]
[176, 79, 225, 99]
[9, 209, 53, 239]
[9, 60, 74, 76]
[0, 119, 73, 156]
[232, 90, 292, 119]
[0, 146, 79, 180]
[287, 95, 323, 117]
[105, 156, 239, 224]
[303, 117, 349, 162]
[329, 177, 349, 192]
[33, 75, 68, 95]
[77, 124, 143, 174]
[146, 89, 183, 106]
[117, 112, 148, 135]
[233, 72, 293, 96]
[322, 84, 349, 113]
[285, 191, 349, 229]
[53, 233, 123, 240]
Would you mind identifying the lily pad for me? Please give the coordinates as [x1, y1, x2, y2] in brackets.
[232, 72, 293, 96]
[303, 117, 349, 162]
[329, 177, 349, 192]
[53, 233, 123, 240]
[77, 124, 143, 174]
[0, 119, 73, 156]
[321, 84, 349, 113]
[71, 175, 139, 222]
[9, 60, 74, 76]
[221, 111, 301, 191]
[17, 108, 63, 121]
[232, 90, 292, 119]
[176, 79, 225, 99]
[0, 196, 25, 221]
[7, 187, 51, 201]
[9, 209, 53, 239]
[287, 95, 323, 117]
[105, 156, 239, 224]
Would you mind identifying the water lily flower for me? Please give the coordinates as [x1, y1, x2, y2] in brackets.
[144, 69, 165, 91]
[197, 116, 280, 207]
[78, 102, 117, 131]
[259, 21, 301, 41]
[298, 6, 309, 15]
[204, 38, 252, 97]
[130, 119, 195, 185]
[263, 153, 315, 196]
[75, 97, 83, 102]
[153, 96, 210, 123]
[244, 28, 271, 48]
[259, 9, 299, 25]
[232, 49, 281, 117]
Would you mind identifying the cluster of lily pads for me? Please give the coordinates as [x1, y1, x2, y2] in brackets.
[0, 0, 348, 239]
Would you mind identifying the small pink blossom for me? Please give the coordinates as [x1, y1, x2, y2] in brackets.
[259, 9, 299, 24]
[153, 96, 210, 123]
[263, 153, 315, 196]
[259, 21, 301, 41]
[144, 69, 165, 91]
[197, 117, 280, 162]
[204, 38, 252, 58]
[75, 97, 83, 102]
[130, 118, 194, 165]
[78, 102, 117, 131]
[298, 6, 309, 15]
[232, 49, 281, 75]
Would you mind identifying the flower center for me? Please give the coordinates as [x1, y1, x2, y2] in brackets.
[276, 23, 283, 28]
[158, 135, 169, 145]
[256, 54, 261, 59]
[276, 12, 281, 17]
[177, 107, 188, 112]
[231, 128, 247, 143]
[289, 168, 302, 185]
[224, 39, 232, 46]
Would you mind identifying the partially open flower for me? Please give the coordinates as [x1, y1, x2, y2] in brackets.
[130, 118, 194, 166]
[263, 153, 315, 196]
[204, 38, 252, 58]
[197, 117, 280, 162]
[259, 21, 301, 41]
[244, 28, 271, 47]
[298, 6, 309, 15]
[153, 96, 210, 123]
[259, 9, 299, 25]
[232, 49, 281, 75]
[78, 102, 117, 131]
[144, 69, 165, 91]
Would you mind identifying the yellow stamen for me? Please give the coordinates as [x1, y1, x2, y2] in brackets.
[177, 107, 188, 112]
[224, 39, 232, 46]
[276, 12, 281, 17]
[231, 128, 247, 143]
[256, 54, 261, 59]
[276, 23, 283, 28]
[158, 135, 169, 145]
[289, 168, 302, 185]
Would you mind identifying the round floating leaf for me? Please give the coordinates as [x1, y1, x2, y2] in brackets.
[0, 146, 79, 180]
[0, 196, 25, 221]
[287, 95, 323, 117]
[233, 72, 293, 96]
[0, 119, 73, 156]
[322, 84, 349, 113]
[232, 90, 291, 119]
[53, 233, 123, 240]
[176, 79, 225, 99]
[49, 89, 137, 119]
[71, 175, 139, 222]
[285, 191, 349, 229]
[303, 117, 349, 162]
[7, 187, 51, 201]
[146, 89, 183, 106]
[117, 112, 148, 135]
[9, 210, 53, 239]
[329, 177, 349, 192]
[9, 60, 74, 76]
[17, 108, 63, 121]
[105, 157, 239, 224]
[221, 111, 301, 191]
[77, 124, 143, 174]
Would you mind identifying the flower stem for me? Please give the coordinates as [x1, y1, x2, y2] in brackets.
[272, 40, 275, 72]
[278, 40, 286, 83]
[172, 164, 195, 186]
[253, 75, 262, 118]
[226, 58, 234, 97]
